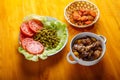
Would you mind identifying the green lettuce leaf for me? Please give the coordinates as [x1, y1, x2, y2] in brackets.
[18, 47, 39, 61]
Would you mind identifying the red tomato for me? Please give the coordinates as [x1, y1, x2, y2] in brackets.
[20, 22, 34, 37]
[26, 41, 44, 54]
[21, 38, 33, 49]
[29, 19, 43, 32]
[19, 32, 27, 42]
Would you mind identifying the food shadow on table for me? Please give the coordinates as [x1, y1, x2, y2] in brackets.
[19, 49, 65, 78]
[66, 59, 106, 80]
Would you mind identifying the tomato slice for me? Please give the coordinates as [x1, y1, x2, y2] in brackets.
[29, 19, 43, 32]
[19, 32, 27, 42]
[21, 38, 33, 49]
[20, 22, 34, 37]
[26, 41, 44, 54]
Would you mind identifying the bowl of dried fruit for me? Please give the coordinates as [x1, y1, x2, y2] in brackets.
[67, 32, 106, 66]
[64, 0, 100, 28]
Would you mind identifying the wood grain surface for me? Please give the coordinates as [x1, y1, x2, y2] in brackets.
[0, 0, 120, 80]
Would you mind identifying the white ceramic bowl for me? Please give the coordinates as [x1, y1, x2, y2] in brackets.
[64, 0, 100, 28]
[67, 32, 106, 66]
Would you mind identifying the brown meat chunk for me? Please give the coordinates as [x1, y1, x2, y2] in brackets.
[73, 44, 85, 52]
[94, 50, 101, 59]
[72, 36, 102, 61]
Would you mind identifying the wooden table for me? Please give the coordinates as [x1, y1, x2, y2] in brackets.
[0, 0, 120, 80]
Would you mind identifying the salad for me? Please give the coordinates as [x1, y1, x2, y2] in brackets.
[18, 15, 68, 61]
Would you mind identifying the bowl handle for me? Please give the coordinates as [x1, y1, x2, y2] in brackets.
[67, 52, 77, 64]
[98, 35, 107, 44]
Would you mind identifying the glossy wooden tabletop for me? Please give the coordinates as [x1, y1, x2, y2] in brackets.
[0, 0, 120, 80]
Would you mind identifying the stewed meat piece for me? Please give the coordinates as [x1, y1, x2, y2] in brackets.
[72, 36, 102, 61]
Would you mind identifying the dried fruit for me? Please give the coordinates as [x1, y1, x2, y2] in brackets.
[69, 9, 96, 26]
